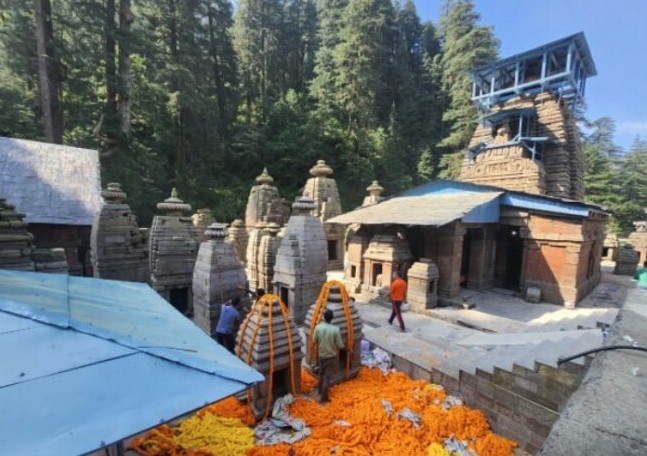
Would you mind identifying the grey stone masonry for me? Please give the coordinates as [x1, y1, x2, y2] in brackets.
[0, 197, 35, 271]
[614, 244, 639, 276]
[191, 208, 216, 245]
[303, 160, 344, 270]
[303, 284, 364, 385]
[149, 188, 198, 314]
[245, 220, 267, 292]
[91, 183, 149, 282]
[228, 219, 248, 264]
[407, 258, 440, 311]
[362, 180, 385, 207]
[33, 247, 68, 274]
[273, 195, 328, 325]
[192, 223, 247, 335]
[245, 168, 286, 230]
[258, 222, 281, 293]
[236, 296, 303, 419]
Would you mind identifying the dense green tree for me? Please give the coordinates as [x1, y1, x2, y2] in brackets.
[437, 0, 498, 177]
[617, 137, 647, 233]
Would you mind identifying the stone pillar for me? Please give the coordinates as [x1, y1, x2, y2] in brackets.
[435, 224, 465, 299]
[192, 223, 247, 335]
[245, 168, 286, 230]
[90, 183, 149, 282]
[303, 160, 345, 270]
[191, 208, 215, 245]
[303, 284, 364, 383]
[149, 188, 198, 315]
[407, 258, 440, 311]
[273, 196, 328, 325]
[0, 198, 34, 271]
[228, 219, 249, 264]
[236, 296, 303, 419]
[245, 221, 267, 292]
[362, 180, 384, 207]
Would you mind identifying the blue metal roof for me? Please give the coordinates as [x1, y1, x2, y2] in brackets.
[397, 180, 604, 219]
[0, 270, 263, 456]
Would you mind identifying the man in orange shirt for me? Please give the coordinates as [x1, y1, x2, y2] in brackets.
[388, 270, 407, 332]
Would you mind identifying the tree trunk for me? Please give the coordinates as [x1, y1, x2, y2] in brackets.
[207, 5, 227, 136]
[34, 0, 63, 143]
[105, 0, 117, 122]
[117, 0, 132, 135]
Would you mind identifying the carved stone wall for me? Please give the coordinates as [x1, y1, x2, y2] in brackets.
[191, 208, 216, 245]
[192, 223, 247, 335]
[91, 183, 149, 282]
[303, 160, 345, 270]
[149, 189, 198, 314]
[462, 92, 584, 199]
[245, 168, 286, 230]
[228, 219, 249, 264]
[273, 196, 328, 324]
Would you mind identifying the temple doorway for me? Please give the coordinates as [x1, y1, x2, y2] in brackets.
[169, 287, 189, 314]
[495, 226, 524, 291]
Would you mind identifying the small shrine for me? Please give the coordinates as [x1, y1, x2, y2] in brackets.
[302, 160, 345, 270]
[228, 219, 249, 264]
[342, 228, 369, 295]
[236, 294, 303, 419]
[407, 258, 440, 311]
[273, 195, 328, 324]
[90, 183, 149, 282]
[627, 220, 647, 265]
[191, 208, 216, 245]
[303, 282, 363, 384]
[362, 180, 385, 207]
[245, 168, 286, 230]
[614, 244, 640, 276]
[362, 233, 413, 296]
[0, 197, 35, 271]
[149, 188, 198, 314]
[192, 223, 247, 335]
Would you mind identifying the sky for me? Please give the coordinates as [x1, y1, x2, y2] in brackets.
[414, 0, 647, 151]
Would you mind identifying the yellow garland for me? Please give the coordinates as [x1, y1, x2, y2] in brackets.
[175, 414, 254, 456]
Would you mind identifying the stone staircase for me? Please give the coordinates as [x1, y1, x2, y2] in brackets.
[358, 298, 617, 454]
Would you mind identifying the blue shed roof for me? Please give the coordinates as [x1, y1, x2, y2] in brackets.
[398, 180, 606, 219]
[0, 271, 263, 456]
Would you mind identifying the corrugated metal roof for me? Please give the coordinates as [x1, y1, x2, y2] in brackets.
[0, 136, 102, 225]
[327, 191, 502, 226]
[0, 270, 263, 456]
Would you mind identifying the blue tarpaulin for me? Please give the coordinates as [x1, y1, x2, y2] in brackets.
[0, 270, 263, 456]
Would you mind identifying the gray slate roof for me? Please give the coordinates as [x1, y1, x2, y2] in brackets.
[0, 136, 102, 225]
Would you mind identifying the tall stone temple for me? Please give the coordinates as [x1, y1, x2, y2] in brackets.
[461, 33, 596, 199]
[245, 168, 286, 230]
[302, 160, 344, 270]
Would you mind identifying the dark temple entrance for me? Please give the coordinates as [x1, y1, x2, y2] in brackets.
[495, 226, 524, 291]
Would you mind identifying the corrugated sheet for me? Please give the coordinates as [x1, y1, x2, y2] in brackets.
[0, 270, 263, 456]
[0, 136, 102, 225]
[327, 192, 502, 226]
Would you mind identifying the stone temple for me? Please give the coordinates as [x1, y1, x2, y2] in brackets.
[245, 168, 286, 230]
[273, 195, 328, 324]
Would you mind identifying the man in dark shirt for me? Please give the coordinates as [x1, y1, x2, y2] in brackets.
[215, 296, 241, 353]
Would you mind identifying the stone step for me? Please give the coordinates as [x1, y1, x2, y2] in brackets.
[456, 328, 599, 347]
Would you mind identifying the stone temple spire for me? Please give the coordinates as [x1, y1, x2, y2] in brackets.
[245, 168, 286, 230]
[362, 180, 385, 206]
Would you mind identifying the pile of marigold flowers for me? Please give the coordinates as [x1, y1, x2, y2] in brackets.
[130, 368, 516, 456]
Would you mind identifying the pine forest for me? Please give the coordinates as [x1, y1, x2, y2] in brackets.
[0, 0, 645, 232]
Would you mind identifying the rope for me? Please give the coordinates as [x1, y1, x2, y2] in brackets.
[236, 293, 298, 420]
[308, 280, 355, 379]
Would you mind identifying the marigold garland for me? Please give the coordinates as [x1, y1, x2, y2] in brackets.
[129, 367, 518, 456]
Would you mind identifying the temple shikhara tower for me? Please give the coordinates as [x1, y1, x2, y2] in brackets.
[245, 168, 286, 230]
[302, 160, 344, 270]
[461, 33, 596, 199]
